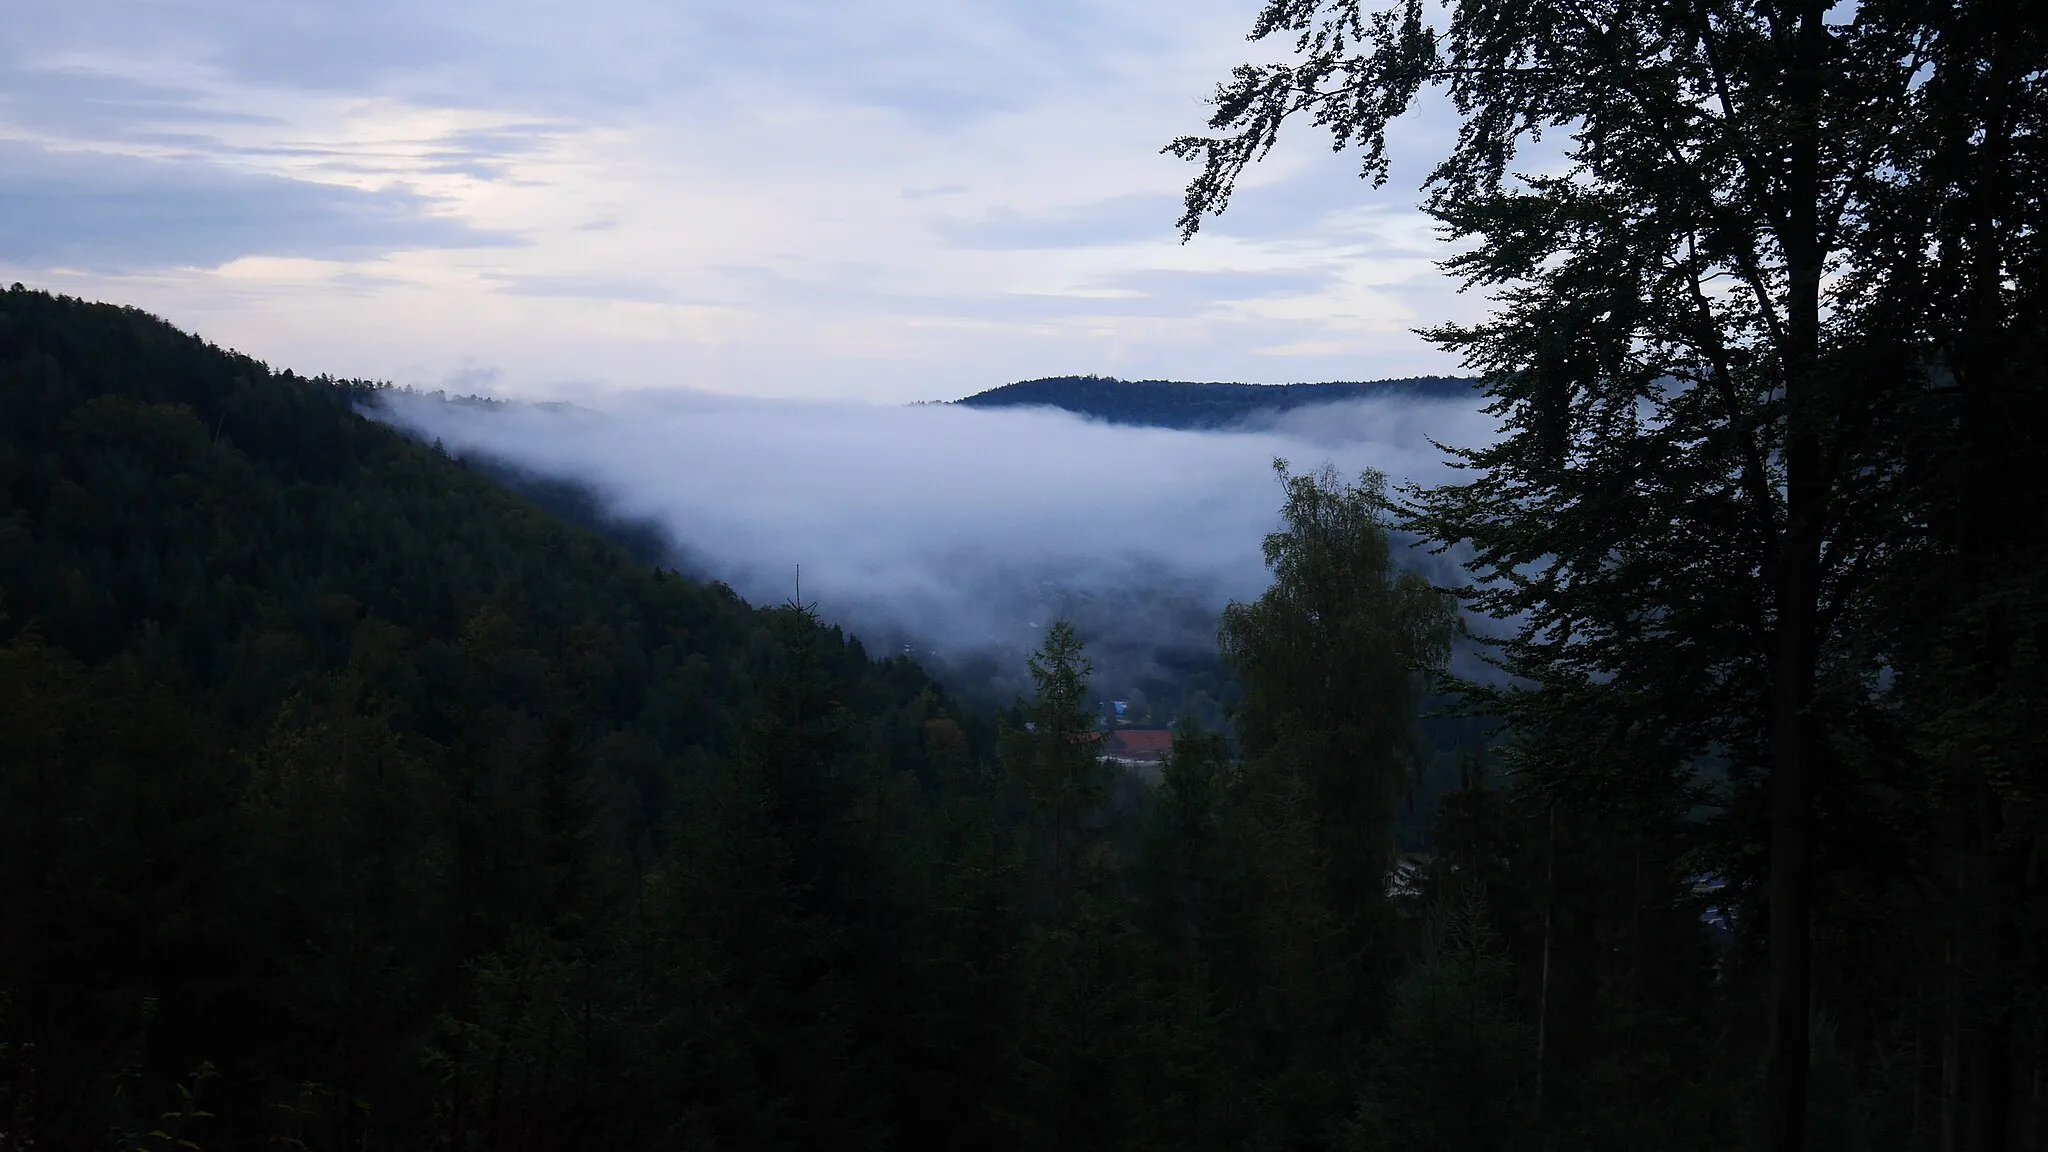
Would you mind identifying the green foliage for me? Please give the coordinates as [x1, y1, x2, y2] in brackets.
[998, 622, 1140, 1152]
[0, 288, 974, 1151]
[1347, 885, 1529, 1152]
[1171, 0, 2048, 1147]
[0, 311, 1413, 1152]
[1121, 466, 1465, 1152]
[1002, 622, 1110, 913]
[1128, 719, 1240, 1152]
[1221, 462, 1455, 953]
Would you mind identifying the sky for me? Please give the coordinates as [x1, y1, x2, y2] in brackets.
[0, 0, 1478, 402]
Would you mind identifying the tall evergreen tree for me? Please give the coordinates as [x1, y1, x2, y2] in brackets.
[1130, 718, 1242, 1152]
[1003, 622, 1110, 925]
[997, 622, 1136, 1152]
[1348, 884, 1531, 1152]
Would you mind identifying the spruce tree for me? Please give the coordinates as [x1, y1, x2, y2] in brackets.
[1349, 885, 1531, 1152]
[999, 622, 1135, 1152]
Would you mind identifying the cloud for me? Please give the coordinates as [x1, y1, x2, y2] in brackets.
[0, 143, 516, 271]
[371, 387, 1496, 686]
[0, 0, 1486, 401]
[1, 2, 459, 100]
[440, 364, 504, 392]
[486, 273, 679, 303]
[0, 63, 279, 144]
[934, 193, 1187, 251]
[404, 124, 562, 180]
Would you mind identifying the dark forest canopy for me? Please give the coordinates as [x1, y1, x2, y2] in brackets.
[951, 373, 1477, 429]
[0, 287, 1499, 1152]
[0, 286, 1544, 1152]
[0, 287, 982, 1149]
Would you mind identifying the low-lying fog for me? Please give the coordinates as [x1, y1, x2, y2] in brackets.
[372, 388, 1497, 707]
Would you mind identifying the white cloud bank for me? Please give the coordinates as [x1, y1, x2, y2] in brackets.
[373, 389, 1497, 674]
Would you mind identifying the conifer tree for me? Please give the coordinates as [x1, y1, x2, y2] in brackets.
[1130, 718, 1241, 1152]
[1348, 885, 1531, 1152]
[999, 622, 1135, 1152]
[1003, 621, 1110, 924]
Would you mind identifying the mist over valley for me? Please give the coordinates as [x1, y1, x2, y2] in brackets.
[373, 377, 1495, 717]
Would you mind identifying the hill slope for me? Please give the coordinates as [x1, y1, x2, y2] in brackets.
[952, 373, 1477, 429]
[0, 287, 994, 1150]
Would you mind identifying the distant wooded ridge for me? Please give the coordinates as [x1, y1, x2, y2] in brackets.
[951, 373, 1479, 429]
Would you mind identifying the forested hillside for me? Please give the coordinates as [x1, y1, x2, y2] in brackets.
[0, 290, 1532, 1152]
[952, 373, 1475, 428]
[0, 289, 1607, 1152]
[0, 287, 994, 1149]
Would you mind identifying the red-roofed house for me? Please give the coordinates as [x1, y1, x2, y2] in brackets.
[1102, 729, 1174, 766]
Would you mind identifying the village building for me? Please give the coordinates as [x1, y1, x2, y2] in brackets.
[1100, 728, 1172, 767]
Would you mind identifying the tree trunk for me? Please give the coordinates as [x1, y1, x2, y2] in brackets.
[1765, 624, 1816, 1152]
[1968, 896, 2014, 1152]
[1946, 929, 1964, 1152]
[1764, 226, 1826, 1152]
[1763, 9, 1830, 1149]
[1955, 9, 2022, 1145]
[1535, 801, 1556, 1114]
